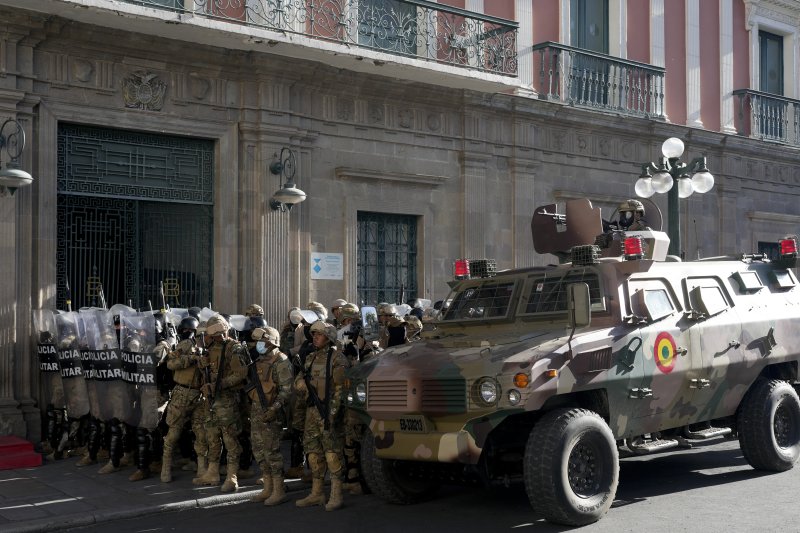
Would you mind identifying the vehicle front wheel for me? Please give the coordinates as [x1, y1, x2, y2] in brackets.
[361, 429, 440, 504]
[738, 378, 800, 471]
[524, 408, 619, 526]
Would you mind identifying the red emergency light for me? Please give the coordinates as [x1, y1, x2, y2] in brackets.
[454, 259, 470, 280]
[623, 236, 643, 260]
[780, 238, 798, 258]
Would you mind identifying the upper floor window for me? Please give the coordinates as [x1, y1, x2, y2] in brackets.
[759, 30, 784, 95]
[570, 0, 608, 53]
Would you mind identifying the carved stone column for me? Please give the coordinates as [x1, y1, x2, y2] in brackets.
[462, 153, 489, 260]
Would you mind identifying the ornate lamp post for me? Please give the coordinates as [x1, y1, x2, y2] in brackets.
[634, 137, 714, 257]
[268, 147, 306, 212]
[0, 118, 33, 196]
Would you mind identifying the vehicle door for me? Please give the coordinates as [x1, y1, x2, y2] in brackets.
[625, 277, 695, 431]
[683, 275, 742, 422]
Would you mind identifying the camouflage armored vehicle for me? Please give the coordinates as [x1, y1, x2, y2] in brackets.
[347, 198, 800, 526]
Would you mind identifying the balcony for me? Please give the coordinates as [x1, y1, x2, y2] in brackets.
[733, 89, 800, 147]
[531, 41, 666, 119]
[118, 0, 517, 76]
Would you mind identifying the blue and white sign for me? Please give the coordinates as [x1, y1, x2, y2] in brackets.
[310, 252, 343, 280]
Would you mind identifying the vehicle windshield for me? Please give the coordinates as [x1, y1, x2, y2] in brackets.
[441, 281, 516, 321]
[522, 270, 603, 315]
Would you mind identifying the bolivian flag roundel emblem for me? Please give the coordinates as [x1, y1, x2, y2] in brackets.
[654, 332, 677, 374]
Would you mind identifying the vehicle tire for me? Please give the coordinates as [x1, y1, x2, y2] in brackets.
[738, 378, 800, 472]
[524, 408, 619, 526]
[360, 429, 440, 504]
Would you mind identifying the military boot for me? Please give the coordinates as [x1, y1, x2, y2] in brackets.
[128, 468, 149, 482]
[325, 477, 344, 511]
[119, 452, 134, 467]
[160, 454, 173, 483]
[264, 476, 288, 506]
[250, 475, 273, 502]
[75, 454, 96, 467]
[97, 460, 119, 474]
[295, 478, 326, 507]
[220, 470, 238, 492]
[196, 461, 220, 486]
[192, 457, 209, 486]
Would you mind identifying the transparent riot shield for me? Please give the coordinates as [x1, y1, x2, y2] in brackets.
[33, 309, 64, 409]
[120, 313, 159, 430]
[82, 308, 130, 423]
[361, 306, 379, 342]
[54, 312, 90, 418]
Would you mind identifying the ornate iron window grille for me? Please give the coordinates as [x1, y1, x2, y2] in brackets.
[357, 211, 418, 306]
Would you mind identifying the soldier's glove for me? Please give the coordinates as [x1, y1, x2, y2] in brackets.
[200, 383, 213, 398]
[295, 378, 308, 399]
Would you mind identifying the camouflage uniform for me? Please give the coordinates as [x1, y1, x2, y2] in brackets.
[248, 327, 293, 505]
[160, 337, 205, 482]
[196, 317, 247, 491]
[295, 321, 348, 510]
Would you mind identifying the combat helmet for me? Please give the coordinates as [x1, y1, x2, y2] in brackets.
[618, 199, 645, 215]
[309, 320, 337, 342]
[252, 326, 281, 347]
[244, 304, 264, 317]
[205, 315, 229, 337]
[339, 303, 360, 322]
[306, 301, 328, 321]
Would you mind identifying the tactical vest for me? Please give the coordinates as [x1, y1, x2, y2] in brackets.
[306, 347, 334, 399]
[248, 351, 280, 405]
[207, 340, 243, 391]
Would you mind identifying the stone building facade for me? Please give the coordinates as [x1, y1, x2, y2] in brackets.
[1, 0, 799, 440]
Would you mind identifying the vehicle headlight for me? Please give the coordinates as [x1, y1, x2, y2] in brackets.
[356, 382, 367, 404]
[507, 389, 521, 405]
[479, 379, 498, 405]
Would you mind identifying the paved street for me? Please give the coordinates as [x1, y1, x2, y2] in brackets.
[68, 439, 797, 533]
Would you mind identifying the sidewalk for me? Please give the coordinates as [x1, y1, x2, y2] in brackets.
[0, 455, 305, 533]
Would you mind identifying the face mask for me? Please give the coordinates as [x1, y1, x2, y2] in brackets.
[256, 341, 268, 354]
[337, 327, 347, 342]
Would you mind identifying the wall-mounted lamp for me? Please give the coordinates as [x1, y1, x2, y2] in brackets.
[269, 147, 306, 211]
[0, 118, 33, 197]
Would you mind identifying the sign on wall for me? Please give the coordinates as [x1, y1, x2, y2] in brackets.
[310, 252, 343, 280]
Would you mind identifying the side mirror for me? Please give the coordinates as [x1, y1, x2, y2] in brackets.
[567, 283, 591, 329]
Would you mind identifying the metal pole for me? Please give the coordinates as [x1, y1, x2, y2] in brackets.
[667, 164, 681, 258]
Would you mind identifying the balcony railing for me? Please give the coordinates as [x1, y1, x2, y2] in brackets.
[733, 89, 800, 147]
[122, 0, 518, 76]
[531, 41, 665, 119]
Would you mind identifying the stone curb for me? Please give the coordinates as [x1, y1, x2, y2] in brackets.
[3, 480, 306, 533]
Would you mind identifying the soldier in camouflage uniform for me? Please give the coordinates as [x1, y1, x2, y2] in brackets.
[160, 316, 205, 483]
[337, 303, 370, 495]
[248, 327, 293, 506]
[194, 315, 248, 492]
[378, 304, 408, 349]
[294, 320, 348, 511]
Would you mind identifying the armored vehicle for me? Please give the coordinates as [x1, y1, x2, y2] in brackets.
[347, 198, 800, 526]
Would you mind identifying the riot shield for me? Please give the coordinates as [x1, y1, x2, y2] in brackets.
[82, 308, 130, 423]
[54, 312, 90, 418]
[33, 309, 64, 409]
[120, 313, 160, 430]
[361, 306, 379, 341]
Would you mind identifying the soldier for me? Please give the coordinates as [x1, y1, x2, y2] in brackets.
[190, 323, 212, 485]
[247, 327, 293, 506]
[616, 199, 649, 231]
[378, 304, 408, 348]
[337, 303, 370, 495]
[160, 316, 204, 483]
[294, 320, 349, 511]
[279, 307, 301, 355]
[328, 299, 347, 328]
[194, 315, 248, 492]
[237, 315, 268, 479]
[405, 315, 423, 342]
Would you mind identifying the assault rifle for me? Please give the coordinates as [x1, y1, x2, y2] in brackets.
[199, 331, 213, 413]
[302, 345, 334, 430]
[211, 340, 228, 410]
[242, 344, 269, 411]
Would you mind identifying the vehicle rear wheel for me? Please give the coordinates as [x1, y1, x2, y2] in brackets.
[361, 429, 440, 504]
[738, 378, 800, 471]
[524, 408, 618, 526]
